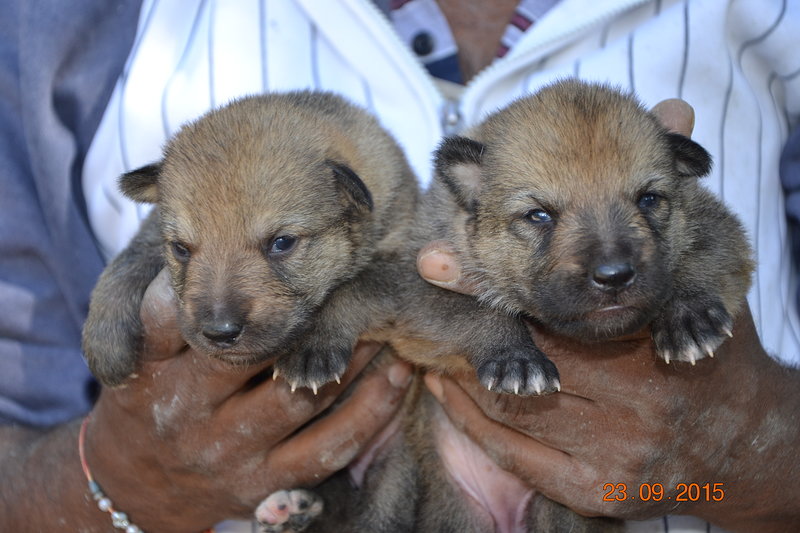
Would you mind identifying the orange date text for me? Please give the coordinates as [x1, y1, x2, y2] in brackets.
[602, 483, 725, 502]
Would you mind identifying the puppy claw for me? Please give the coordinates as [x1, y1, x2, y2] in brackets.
[477, 356, 559, 396]
[273, 368, 280, 381]
[653, 299, 734, 365]
[723, 327, 733, 338]
[272, 344, 351, 396]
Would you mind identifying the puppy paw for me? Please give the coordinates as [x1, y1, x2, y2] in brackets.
[476, 352, 560, 396]
[256, 489, 323, 533]
[273, 344, 351, 394]
[82, 322, 140, 387]
[651, 298, 734, 365]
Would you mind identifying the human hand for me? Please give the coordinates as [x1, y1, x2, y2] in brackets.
[423, 310, 800, 531]
[85, 269, 412, 532]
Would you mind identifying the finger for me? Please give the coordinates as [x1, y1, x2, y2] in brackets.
[268, 358, 414, 487]
[425, 374, 611, 515]
[139, 268, 185, 361]
[424, 374, 574, 488]
[437, 370, 614, 452]
[651, 98, 695, 136]
[417, 240, 478, 295]
[134, 344, 389, 440]
[138, 268, 272, 380]
[227, 342, 389, 442]
[523, 322, 665, 397]
[537, 306, 760, 397]
[131, 269, 270, 410]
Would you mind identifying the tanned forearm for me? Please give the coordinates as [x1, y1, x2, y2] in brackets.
[0, 419, 112, 531]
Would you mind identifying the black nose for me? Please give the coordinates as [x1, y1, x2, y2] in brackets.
[592, 262, 636, 291]
[202, 321, 243, 346]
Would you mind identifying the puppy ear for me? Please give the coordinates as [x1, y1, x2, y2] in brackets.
[666, 133, 712, 178]
[327, 160, 373, 214]
[119, 163, 162, 203]
[434, 136, 484, 212]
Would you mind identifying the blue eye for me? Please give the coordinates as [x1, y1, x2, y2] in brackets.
[525, 209, 553, 223]
[170, 241, 191, 263]
[638, 193, 660, 210]
[268, 235, 298, 255]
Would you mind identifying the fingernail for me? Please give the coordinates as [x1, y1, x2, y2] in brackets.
[418, 250, 461, 285]
[388, 362, 413, 388]
[424, 374, 444, 403]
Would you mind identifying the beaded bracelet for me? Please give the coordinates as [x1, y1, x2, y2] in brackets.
[79, 416, 217, 533]
[78, 416, 144, 533]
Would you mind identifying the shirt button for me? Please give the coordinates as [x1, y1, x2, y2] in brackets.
[412, 31, 435, 56]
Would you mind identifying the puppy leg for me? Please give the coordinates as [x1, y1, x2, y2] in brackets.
[255, 489, 323, 533]
[651, 296, 734, 365]
[470, 312, 561, 395]
[528, 495, 623, 532]
[400, 272, 560, 396]
[273, 262, 396, 393]
[651, 196, 753, 365]
[82, 211, 165, 386]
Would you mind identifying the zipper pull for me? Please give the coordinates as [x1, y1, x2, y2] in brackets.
[442, 99, 463, 136]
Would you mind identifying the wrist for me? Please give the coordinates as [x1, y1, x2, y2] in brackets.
[0, 419, 111, 531]
[691, 359, 800, 532]
[85, 397, 201, 532]
[80, 416, 147, 532]
[86, 393, 237, 532]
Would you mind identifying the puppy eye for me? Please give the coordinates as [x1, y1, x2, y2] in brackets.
[525, 208, 553, 224]
[638, 193, 661, 210]
[268, 235, 298, 255]
[170, 241, 191, 263]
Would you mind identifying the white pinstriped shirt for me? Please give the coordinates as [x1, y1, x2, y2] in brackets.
[81, 1, 800, 531]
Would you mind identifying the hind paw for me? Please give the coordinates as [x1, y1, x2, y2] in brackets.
[476, 353, 560, 396]
[651, 298, 733, 365]
[255, 489, 323, 533]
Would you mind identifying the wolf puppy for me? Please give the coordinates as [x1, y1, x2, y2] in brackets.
[82, 91, 418, 389]
[433, 79, 754, 366]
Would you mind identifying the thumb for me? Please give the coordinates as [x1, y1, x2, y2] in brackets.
[139, 268, 186, 360]
[651, 98, 695, 137]
[417, 240, 478, 295]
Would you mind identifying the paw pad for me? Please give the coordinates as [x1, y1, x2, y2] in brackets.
[255, 489, 323, 533]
